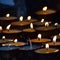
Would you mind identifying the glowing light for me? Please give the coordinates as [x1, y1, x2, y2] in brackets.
[6, 24, 11, 30]
[45, 22, 49, 27]
[19, 16, 23, 21]
[27, 16, 31, 20]
[45, 43, 49, 49]
[41, 19, 44, 22]
[53, 35, 57, 43]
[0, 26, 2, 30]
[30, 23, 33, 29]
[42, 6, 47, 11]
[14, 39, 18, 43]
[6, 13, 10, 17]
[37, 34, 41, 40]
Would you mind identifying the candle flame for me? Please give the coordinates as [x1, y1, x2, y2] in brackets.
[6, 13, 10, 17]
[0, 26, 2, 30]
[53, 35, 57, 43]
[45, 22, 49, 27]
[37, 34, 41, 39]
[45, 43, 49, 49]
[27, 16, 31, 20]
[30, 23, 33, 29]
[54, 23, 58, 26]
[14, 39, 18, 43]
[42, 6, 47, 11]
[2, 36, 5, 39]
[41, 19, 44, 22]
[19, 16, 23, 21]
[6, 24, 11, 30]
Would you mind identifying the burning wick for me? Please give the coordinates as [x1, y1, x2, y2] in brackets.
[37, 34, 41, 40]
[27, 16, 31, 20]
[19, 16, 23, 21]
[6, 13, 10, 18]
[2, 36, 5, 40]
[45, 22, 49, 27]
[0, 26, 2, 30]
[14, 39, 18, 43]
[30, 23, 33, 29]
[41, 19, 44, 22]
[45, 43, 49, 50]
[53, 36, 57, 44]
[42, 6, 47, 11]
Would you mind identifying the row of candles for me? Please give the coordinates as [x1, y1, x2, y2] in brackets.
[1, 33, 58, 49]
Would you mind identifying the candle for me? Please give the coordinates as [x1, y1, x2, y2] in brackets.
[41, 19, 44, 22]
[30, 23, 33, 29]
[27, 16, 31, 20]
[53, 35, 57, 43]
[19, 16, 23, 21]
[54, 23, 58, 26]
[42, 6, 47, 11]
[45, 43, 49, 49]
[37, 34, 41, 40]
[6, 13, 10, 17]
[2, 36, 5, 40]
[6, 24, 11, 30]
[14, 39, 18, 43]
[0, 26, 2, 30]
[45, 22, 49, 27]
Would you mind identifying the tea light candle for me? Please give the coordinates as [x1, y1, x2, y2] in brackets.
[45, 43, 49, 49]
[30, 23, 33, 29]
[41, 19, 44, 22]
[0, 26, 2, 30]
[14, 39, 18, 43]
[2, 36, 5, 40]
[53, 36, 57, 43]
[6, 24, 11, 30]
[19, 16, 23, 21]
[27, 16, 31, 20]
[37, 34, 42, 40]
[6, 13, 10, 18]
[45, 22, 49, 27]
[42, 6, 47, 11]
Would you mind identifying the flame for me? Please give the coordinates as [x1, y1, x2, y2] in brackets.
[19, 16, 23, 21]
[45, 43, 49, 49]
[30, 23, 33, 29]
[41, 19, 44, 22]
[54, 23, 58, 26]
[6, 24, 11, 30]
[37, 34, 41, 39]
[0, 26, 2, 30]
[42, 6, 47, 11]
[53, 36, 57, 43]
[6, 13, 10, 17]
[2, 36, 5, 39]
[45, 22, 49, 27]
[27, 16, 31, 20]
[14, 39, 18, 43]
